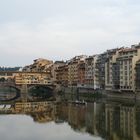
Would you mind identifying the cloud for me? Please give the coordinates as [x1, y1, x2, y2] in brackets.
[0, 0, 140, 66]
[0, 115, 101, 140]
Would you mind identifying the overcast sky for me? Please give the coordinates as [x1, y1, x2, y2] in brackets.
[0, 0, 140, 66]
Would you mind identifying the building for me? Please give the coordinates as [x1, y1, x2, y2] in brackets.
[55, 64, 68, 86]
[85, 55, 99, 89]
[96, 53, 109, 89]
[136, 60, 140, 91]
[0, 72, 14, 81]
[104, 44, 140, 92]
[22, 58, 53, 73]
[68, 55, 87, 86]
[68, 60, 78, 86]
[14, 72, 53, 85]
[105, 48, 122, 90]
[77, 60, 85, 86]
[51, 61, 65, 82]
[117, 44, 140, 92]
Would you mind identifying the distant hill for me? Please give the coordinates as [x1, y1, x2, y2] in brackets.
[0, 67, 21, 71]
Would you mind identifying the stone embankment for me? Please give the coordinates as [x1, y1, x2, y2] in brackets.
[56, 85, 140, 102]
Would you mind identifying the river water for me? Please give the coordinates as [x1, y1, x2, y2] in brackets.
[0, 99, 139, 140]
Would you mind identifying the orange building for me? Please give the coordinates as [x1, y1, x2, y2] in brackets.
[77, 61, 85, 86]
[55, 64, 68, 86]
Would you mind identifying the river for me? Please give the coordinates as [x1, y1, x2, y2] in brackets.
[0, 99, 139, 140]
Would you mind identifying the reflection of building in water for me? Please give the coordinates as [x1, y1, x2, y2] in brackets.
[54, 102, 140, 140]
[136, 107, 140, 139]
[56, 102, 105, 137]
[105, 103, 120, 140]
[120, 106, 135, 139]
[68, 104, 86, 132]
[55, 102, 140, 140]
[55, 103, 68, 123]
[14, 101, 56, 123]
[2, 101, 140, 140]
[14, 102, 53, 113]
[85, 102, 105, 136]
[0, 101, 55, 124]
[31, 112, 54, 123]
[13, 102, 140, 140]
[85, 103, 95, 134]
[105, 103, 140, 140]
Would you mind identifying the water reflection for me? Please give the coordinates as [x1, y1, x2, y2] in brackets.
[0, 100, 140, 140]
[0, 86, 20, 101]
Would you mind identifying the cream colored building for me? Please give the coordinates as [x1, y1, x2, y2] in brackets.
[14, 72, 53, 85]
[85, 55, 99, 89]
[105, 49, 121, 90]
[22, 58, 53, 73]
[117, 45, 140, 92]
[0, 72, 14, 80]
[51, 61, 65, 82]
[105, 44, 140, 92]
[55, 64, 68, 86]
[68, 61, 79, 86]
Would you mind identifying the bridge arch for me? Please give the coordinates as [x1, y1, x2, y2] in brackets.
[0, 84, 20, 101]
[28, 85, 54, 99]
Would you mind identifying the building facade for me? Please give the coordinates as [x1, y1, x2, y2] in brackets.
[136, 60, 140, 91]
[105, 44, 140, 92]
[15, 72, 52, 85]
[68, 55, 87, 86]
[105, 48, 122, 90]
[117, 45, 140, 92]
[51, 61, 65, 82]
[77, 60, 85, 86]
[23, 58, 53, 73]
[55, 64, 68, 86]
[85, 55, 99, 89]
[96, 53, 108, 89]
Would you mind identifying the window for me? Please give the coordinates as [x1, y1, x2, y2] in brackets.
[125, 61, 127, 65]
[125, 71, 127, 75]
[125, 66, 127, 70]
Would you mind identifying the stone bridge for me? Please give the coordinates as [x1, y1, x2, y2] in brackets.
[0, 82, 57, 101]
[0, 71, 58, 101]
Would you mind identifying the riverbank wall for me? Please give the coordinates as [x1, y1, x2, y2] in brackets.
[57, 86, 104, 102]
[57, 86, 140, 102]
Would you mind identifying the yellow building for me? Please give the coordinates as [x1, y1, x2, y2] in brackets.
[68, 61, 78, 86]
[51, 61, 65, 82]
[14, 72, 53, 85]
[117, 45, 140, 92]
[105, 44, 140, 92]
[55, 64, 68, 86]
[68, 55, 87, 86]
[22, 58, 53, 73]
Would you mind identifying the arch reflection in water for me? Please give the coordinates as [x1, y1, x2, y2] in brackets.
[0, 86, 20, 101]
[0, 100, 140, 140]
[28, 85, 54, 101]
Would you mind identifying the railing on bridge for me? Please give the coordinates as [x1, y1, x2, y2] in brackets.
[0, 71, 55, 87]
